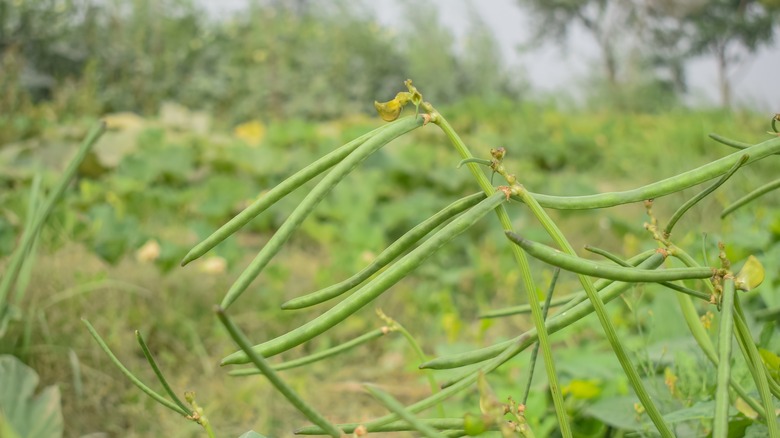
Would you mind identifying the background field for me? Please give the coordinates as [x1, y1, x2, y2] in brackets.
[1, 1, 779, 437]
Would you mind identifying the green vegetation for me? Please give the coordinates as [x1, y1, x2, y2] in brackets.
[1, 1, 780, 437]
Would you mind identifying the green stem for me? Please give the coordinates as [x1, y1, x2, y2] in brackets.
[81, 319, 190, 417]
[672, 248, 766, 418]
[524, 135, 780, 209]
[229, 328, 388, 376]
[513, 190, 673, 437]
[135, 331, 191, 414]
[434, 113, 572, 437]
[584, 245, 634, 266]
[215, 308, 342, 438]
[707, 133, 756, 150]
[732, 298, 780, 434]
[523, 269, 560, 406]
[364, 384, 446, 438]
[586, 246, 711, 302]
[425, 254, 666, 371]
[478, 292, 577, 319]
[376, 310, 445, 418]
[664, 154, 748, 237]
[713, 278, 735, 438]
[721, 178, 780, 218]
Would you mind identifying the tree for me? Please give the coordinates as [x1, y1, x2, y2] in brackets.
[398, 1, 459, 105]
[645, 0, 779, 107]
[458, 4, 524, 101]
[515, 0, 637, 88]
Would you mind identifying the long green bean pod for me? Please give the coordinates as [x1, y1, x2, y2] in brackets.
[672, 248, 766, 418]
[721, 178, 780, 218]
[360, 278, 657, 432]
[732, 299, 780, 434]
[713, 277, 735, 438]
[434, 113, 573, 437]
[364, 384, 446, 438]
[82, 319, 190, 417]
[506, 232, 714, 282]
[281, 192, 486, 310]
[478, 293, 578, 319]
[587, 246, 710, 301]
[422, 253, 667, 370]
[221, 192, 507, 365]
[228, 328, 388, 376]
[136, 331, 191, 414]
[707, 133, 758, 151]
[430, 259, 669, 374]
[524, 135, 780, 210]
[221, 116, 424, 309]
[215, 308, 343, 438]
[480, 249, 656, 319]
[664, 154, 748, 236]
[181, 124, 389, 266]
[508, 187, 672, 436]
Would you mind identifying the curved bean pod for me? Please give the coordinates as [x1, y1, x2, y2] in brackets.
[721, 178, 780, 218]
[479, 249, 656, 319]
[478, 293, 579, 319]
[364, 384, 444, 438]
[421, 253, 666, 370]
[506, 232, 714, 282]
[664, 154, 748, 236]
[221, 192, 508, 365]
[358, 261, 671, 433]
[221, 116, 424, 309]
[523, 135, 780, 210]
[228, 328, 388, 376]
[708, 133, 755, 151]
[281, 192, 485, 310]
[181, 124, 388, 266]
[216, 308, 342, 437]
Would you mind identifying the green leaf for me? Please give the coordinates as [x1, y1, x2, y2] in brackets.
[583, 396, 647, 431]
[758, 348, 780, 382]
[0, 355, 63, 438]
[662, 401, 728, 423]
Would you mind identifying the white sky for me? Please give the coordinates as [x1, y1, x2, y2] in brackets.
[204, 0, 780, 111]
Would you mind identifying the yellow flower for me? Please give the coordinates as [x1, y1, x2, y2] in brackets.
[234, 120, 266, 145]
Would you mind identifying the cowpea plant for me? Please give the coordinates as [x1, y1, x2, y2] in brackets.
[84, 82, 780, 437]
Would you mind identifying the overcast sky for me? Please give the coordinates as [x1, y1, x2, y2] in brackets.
[205, 0, 779, 110]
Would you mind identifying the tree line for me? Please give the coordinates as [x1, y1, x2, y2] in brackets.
[1, 0, 777, 132]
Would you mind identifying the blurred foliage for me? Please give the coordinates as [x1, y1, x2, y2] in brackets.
[0, 0, 524, 145]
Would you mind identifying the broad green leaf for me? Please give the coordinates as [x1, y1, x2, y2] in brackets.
[0, 355, 63, 438]
[661, 401, 723, 423]
[562, 379, 601, 400]
[583, 396, 646, 431]
[758, 348, 780, 382]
